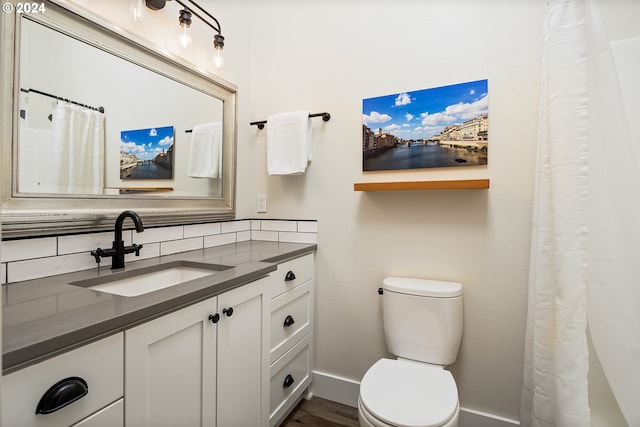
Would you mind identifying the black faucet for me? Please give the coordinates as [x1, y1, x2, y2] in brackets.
[91, 210, 144, 270]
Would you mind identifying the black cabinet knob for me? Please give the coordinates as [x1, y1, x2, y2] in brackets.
[209, 313, 220, 324]
[36, 377, 88, 414]
[223, 307, 234, 317]
[285, 271, 296, 282]
[283, 315, 295, 327]
[283, 374, 295, 389]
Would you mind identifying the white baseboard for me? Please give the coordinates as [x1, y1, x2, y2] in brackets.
[311, 370, 361, 408]
[458, 407, 520, 427]
[310, 370, 520, 427]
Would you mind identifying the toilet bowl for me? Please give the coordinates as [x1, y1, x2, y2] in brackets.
[358, 358, 459, 427]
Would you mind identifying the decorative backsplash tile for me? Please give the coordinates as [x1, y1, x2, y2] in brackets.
[8, 252, 96, 283]
[220, 220, 251, 234]
[160, 237, 203, 256]
[260, 220, 298, 232]
[58, 231, 126, 255]
[0, 219, 317, 284]
[1, 237, 57, 263]
[184, 222, 222, 238]
[136, 225, 183, 245]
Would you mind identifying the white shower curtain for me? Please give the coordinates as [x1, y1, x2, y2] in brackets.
[521, 0, 640, 425]
[52, 102, 105, 194]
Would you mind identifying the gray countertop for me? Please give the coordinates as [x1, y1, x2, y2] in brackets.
[2, 240, 316, 373]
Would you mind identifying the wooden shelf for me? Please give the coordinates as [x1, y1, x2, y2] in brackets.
[353, 179, 490, 192]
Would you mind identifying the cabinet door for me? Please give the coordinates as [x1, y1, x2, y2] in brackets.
[216, 277, 270, 427]
[125, 297, 218, 427]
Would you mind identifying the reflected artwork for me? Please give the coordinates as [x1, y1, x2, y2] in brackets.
[362, 79, 488, 171]
[120, 126, 175, 179]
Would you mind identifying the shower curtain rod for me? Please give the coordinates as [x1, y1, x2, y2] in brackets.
[20, 88, 105, 113]
[250, 112, 331, 129]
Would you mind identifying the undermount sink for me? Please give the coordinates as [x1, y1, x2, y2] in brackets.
[70, 261, 232, 297]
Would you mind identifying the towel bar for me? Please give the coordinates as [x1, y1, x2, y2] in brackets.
[250, 112, 330, 129]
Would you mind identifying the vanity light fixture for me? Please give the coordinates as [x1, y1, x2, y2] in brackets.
[134, 0, 226, 68]
[177, 8, 193, 48]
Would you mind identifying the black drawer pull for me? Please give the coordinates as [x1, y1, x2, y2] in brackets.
[283, 374, 295, 389]
[283, 315, 295, 327]
[36, 377, 88, 415]
[285, 271, 296, 282]
[223, 307, 234, 317]
[209, 313, 220, 323]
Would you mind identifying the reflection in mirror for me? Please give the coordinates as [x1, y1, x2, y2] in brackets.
[1, 1, 237, 238]
[18, 18, 224, 198]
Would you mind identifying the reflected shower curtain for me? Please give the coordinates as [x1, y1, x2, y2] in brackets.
[521, 0, 640, 425]
[52, 102, 105, 194]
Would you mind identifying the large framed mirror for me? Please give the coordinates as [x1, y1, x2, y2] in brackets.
[1, 0, 237, 238]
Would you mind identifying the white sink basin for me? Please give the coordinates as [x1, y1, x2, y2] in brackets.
[71, 261, 232, 297]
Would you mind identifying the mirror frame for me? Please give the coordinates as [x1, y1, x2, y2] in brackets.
[1, 0, 237, 238]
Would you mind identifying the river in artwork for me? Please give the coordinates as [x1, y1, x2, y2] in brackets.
[363, 143, 487, 171]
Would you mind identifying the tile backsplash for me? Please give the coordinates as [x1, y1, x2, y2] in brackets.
[1, 219, 317, 284]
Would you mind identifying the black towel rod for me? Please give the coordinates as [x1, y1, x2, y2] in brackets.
[250, 112, 331, 130]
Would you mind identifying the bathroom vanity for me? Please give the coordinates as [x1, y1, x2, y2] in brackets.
[1, 242, 316, 427]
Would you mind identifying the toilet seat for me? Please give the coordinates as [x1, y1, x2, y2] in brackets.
[359, 358, 459, 427]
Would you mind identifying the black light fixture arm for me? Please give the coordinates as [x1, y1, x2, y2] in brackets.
[176, 0, 222, 34]
[146, 0, 221, 34]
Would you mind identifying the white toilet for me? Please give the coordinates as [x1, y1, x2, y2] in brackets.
[358, 277, 463, 427]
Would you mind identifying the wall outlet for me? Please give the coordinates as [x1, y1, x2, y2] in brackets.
[257, 194, 267, 213]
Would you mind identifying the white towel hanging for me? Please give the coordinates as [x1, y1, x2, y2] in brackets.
[266, 111, 312, 175]
[188, 122, 222, 178]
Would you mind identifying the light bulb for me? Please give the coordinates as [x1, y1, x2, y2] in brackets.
[212, 34, 225, 69]
[213, 47, 224, 69]
[130, 0, 146, 23]
[178, 26, 192, 48]
[177, 9, 192, 49]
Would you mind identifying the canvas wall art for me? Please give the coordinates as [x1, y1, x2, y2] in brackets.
[120, 125, 175, 179]
[362, 79, 488, 171]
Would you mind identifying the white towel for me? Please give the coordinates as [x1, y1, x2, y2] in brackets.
[188, 122, 222, 178]
[266, 111, 312, 175]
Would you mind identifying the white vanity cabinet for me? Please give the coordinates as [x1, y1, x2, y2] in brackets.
[124, 276, 270, 427]
[268, 254, 315, 426]
[1, 333, 124, 427]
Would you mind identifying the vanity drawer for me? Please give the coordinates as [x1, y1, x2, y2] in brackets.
[1, 333, 124, 427]
[74, 399, 123, 427]
[269, 253, 314, 298]
[269, 332, 313, 426]
[270, 280, 313, 363]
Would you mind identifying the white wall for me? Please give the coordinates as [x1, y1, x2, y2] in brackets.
[241, 0, 544, 420]
[26, 0, 640, 423]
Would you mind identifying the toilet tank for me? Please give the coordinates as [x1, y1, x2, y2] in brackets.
[382, 277, 463, 365]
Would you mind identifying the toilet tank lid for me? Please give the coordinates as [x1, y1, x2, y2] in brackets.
[383, 277, 462, 297]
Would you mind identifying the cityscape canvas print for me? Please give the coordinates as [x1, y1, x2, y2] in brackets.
[120, 125, 175, 179]
[362, 79, 488, 171]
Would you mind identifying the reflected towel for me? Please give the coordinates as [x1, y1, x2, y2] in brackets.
[188, 122, 222, 178]
[266, 111, 311, 175]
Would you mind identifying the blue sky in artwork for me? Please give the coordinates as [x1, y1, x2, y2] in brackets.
[363, 79, 488, 140]
[120, 125, 174, 161]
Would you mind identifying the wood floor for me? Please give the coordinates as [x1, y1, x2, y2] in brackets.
[280, 397, 360, 427]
